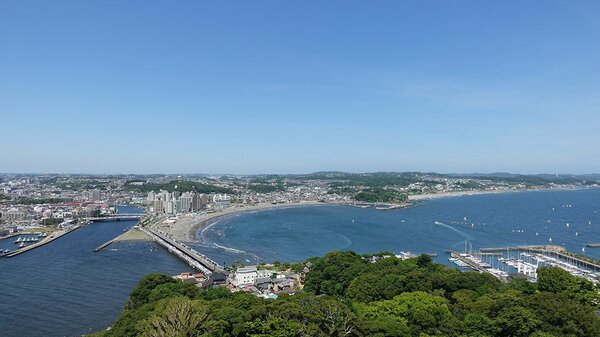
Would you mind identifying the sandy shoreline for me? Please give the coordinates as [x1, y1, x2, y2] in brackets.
[149, 201, 328, 243]
[409, 189, 518, 201]
[409, 186, 587, 201]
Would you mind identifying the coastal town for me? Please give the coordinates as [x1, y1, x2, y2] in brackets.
[2, 172, 600, 292]
[2, 172, 597, 239]
[1, 172, 598, 251]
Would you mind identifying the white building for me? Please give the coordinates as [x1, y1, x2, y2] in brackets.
[233, 266, 274, 287]
[213, 194, 231, 208]
[234, 266, 257, 286]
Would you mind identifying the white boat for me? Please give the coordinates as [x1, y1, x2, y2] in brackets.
[549, 237, 553, 243]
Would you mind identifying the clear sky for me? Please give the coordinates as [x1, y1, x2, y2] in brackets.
[1, 1, 599, 174]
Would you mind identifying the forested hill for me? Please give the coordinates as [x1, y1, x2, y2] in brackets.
[92, 251, 600, 337]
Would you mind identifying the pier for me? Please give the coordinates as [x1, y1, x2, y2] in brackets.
[447, 251, 489, 273]
[142, 227, 224, 274]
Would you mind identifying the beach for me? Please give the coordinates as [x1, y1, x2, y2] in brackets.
[147, 201, 327, 243]
[408, 189, 517, 201]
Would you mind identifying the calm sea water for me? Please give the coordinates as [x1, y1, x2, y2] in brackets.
[197, 189, 600, 265]
[1, 190, 600, 337]
[0, 207, 189, 337]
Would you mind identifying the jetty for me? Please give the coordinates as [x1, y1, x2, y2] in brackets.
[4, 225, 82, 257]
[142, 227, 224, 274]
[94, 227, 150, 252]
[586, 243, 600, 248]
[94, 237, 117, 252]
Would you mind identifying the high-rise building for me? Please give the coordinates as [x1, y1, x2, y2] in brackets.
[154, 198, 164, 214]
[147, 191, 156, 205]
[179, 192, 193, 212]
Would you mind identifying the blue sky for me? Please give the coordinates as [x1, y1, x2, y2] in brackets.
[1, 1, 599, 174]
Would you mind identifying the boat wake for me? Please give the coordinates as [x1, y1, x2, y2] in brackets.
[434, 221, 473, 240]
[213, 242, 246, 254]
[199, 221, 219, 239]
[212, 242, 261, 264]
[334, 232, 353, 248]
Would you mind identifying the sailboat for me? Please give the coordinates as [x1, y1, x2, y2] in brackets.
[566, 223, 570, 228]
[582, 246, 586, 253]
[549, 237, 553, 243]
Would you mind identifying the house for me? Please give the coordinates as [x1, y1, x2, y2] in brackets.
[209, 272, 227, 285]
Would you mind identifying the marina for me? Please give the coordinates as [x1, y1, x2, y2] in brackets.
[3, 225, 83, 258]
[447, 243, 600, 283]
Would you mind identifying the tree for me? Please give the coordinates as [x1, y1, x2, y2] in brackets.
[303, 251, 369, 296]
[140, 297, 207, 337]
[463, 312, 499, 337]
[537, 266, 577, 294]
[416, 254, 432, 267]
[357, 291, 458, 336]
[494, 306, 541, 337]
[127, 274, 177, 310]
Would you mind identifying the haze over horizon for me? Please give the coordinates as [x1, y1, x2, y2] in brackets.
[2, 1, 600, 174]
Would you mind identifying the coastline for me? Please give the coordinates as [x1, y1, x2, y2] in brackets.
[408, 186, 591, 201]
[148, 186, 594, 244]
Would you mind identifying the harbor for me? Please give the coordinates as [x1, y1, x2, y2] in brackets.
[3, 225, 82, 257]
[447, 243, 600, 283]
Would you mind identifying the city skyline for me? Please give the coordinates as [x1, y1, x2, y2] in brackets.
[2, 1, 600, 174]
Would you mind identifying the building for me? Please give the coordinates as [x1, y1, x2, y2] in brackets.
[2, 208, 26, 222]
[234, 266, 258, 286]
[153, 198, 164, 214]
[83, 189, 102, 201]
[147, 190, 209, 214]
[179, 192, 193, 212]
[213, 194, 231, 208]
[193, 194, 209, 211]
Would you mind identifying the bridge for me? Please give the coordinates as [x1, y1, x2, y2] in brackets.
[142, 227, 224, 274]
[86, 214, 143, 222]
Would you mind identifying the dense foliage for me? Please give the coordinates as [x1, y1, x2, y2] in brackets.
[13, 197, 70, 205]
[354, 188, 408, 203]
[93, 251, 600, 337]
[124, 180, 234, 194]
